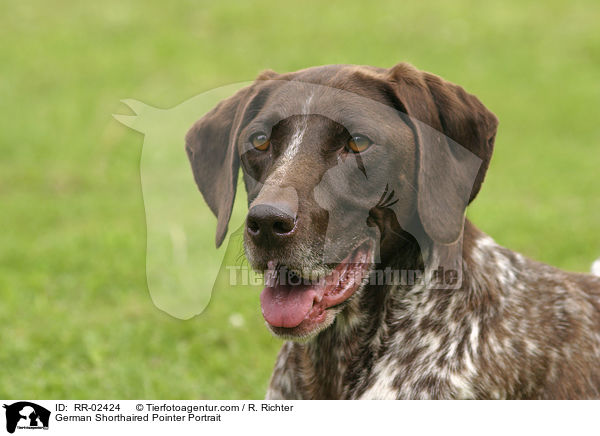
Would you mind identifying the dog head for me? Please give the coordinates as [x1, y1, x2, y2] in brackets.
[186, 63, 498, 339]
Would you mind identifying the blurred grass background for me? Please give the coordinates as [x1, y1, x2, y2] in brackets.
[1, 0, 599, 398]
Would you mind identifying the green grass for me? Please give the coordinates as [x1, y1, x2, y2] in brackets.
[1, 0, 599, 398]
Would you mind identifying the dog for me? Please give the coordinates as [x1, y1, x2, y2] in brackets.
[185, 63, 600, 399]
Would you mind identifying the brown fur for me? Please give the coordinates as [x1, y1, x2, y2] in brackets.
[186, 63, 600, 399]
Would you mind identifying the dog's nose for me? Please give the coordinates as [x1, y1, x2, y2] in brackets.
[246, 204, 297, 244]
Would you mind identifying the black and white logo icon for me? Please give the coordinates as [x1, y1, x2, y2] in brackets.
[3, 402, 50, 434]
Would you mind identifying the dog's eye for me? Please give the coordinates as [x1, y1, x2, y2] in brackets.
[347, 135, 373, 153]
[250, 132, 270, 151]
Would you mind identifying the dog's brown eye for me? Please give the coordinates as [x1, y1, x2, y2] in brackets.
[347, 135, 372, 153]
[251, 133, 270, 151]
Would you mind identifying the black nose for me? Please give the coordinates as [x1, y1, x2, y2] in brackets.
[246, 204, 297, 244]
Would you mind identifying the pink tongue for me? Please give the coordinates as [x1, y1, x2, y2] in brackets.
[260, 283, 322, 328]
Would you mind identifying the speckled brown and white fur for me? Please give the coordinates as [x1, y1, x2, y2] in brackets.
[266, 221, 600, 399]
[184, 62, 600, 400]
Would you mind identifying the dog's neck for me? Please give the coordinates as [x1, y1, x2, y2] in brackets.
[291, 220, 482, 398]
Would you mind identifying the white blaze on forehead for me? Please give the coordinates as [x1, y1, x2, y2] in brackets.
[264, 93, 315, 187]
[281, 93, 314, 162]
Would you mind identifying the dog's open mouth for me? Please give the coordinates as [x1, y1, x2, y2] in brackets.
[260, 240, 373, 334]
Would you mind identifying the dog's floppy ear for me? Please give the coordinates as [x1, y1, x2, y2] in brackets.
[186, 70, 278, 247]
[185, 87, 252, 247]
[186, 89, 249, 247]
[387, 63, 498, 244]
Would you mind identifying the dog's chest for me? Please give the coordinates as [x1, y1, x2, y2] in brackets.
[266, 233, 600, 400]
[354, 339, 479, 400]
[268, 337, 481, 400]
[268, 295, 485, 400]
